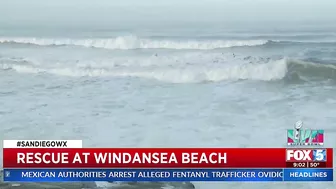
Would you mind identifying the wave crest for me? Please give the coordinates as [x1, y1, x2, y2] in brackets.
[0, 36, 268, 50]
[286, 59, 336, 81]
[1, 55, 336, 83]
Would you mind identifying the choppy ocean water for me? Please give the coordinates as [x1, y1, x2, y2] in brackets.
[0, 24, 336, 189]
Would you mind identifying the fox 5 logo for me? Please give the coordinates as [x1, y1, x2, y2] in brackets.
[286, 149, 326, 161]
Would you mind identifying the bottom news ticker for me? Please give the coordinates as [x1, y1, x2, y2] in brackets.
[3, 168, 333, 182]
[2, 142, 334, 182]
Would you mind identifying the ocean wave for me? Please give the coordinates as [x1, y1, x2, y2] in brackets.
[285, 59, 336, 81]
[0, 36, 268, 50]
[2, 34, 336, 50]
[2, 56, 336, 83]
[0, 56, 284, 82]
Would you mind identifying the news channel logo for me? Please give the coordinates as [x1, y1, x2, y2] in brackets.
[5, 171, 10, 177]
[287, 121, 324, 146]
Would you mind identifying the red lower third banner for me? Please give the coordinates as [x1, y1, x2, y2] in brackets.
[3, 148, 333, 168]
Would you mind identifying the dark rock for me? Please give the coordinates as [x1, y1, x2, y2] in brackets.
[0, 170, 96, 189]
[0, 170, 195, 189]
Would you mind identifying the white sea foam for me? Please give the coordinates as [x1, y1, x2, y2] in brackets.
[0, 36, 268, 50]
[0, 59, 288, 83]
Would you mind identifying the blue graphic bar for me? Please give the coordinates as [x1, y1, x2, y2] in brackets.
[3, 168, 333, 182]
[284, 168, 333, 181]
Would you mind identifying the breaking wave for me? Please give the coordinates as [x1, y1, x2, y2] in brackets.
[2, 35, 336, 50]
[2, 56, 336, 83]
[0, 36, 268, 50]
